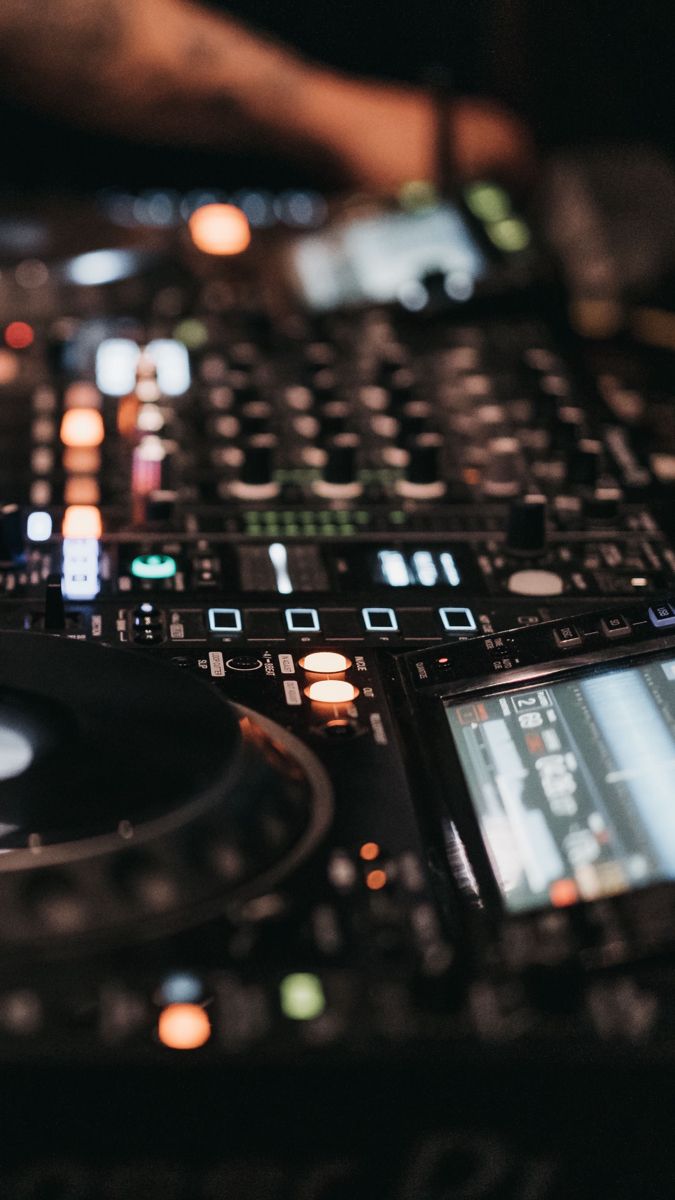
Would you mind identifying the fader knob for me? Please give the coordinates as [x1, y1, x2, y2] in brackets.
[241, 434, 276, 486]
[0, 503, 25, 563]
[406, 432, 443, 485]
[506, 494, 547, 556]
[323, 433, 359, 485]
[482, 437, 523, 497]
[566, 438, 603, 488]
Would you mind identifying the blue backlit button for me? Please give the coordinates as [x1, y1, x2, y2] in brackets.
[600, 613, 632, 640]
[362, 607, 398, 632]
[207, 607, 242, 634]
[285, 608, 320, 633]
[553, 622, 583, 649]
[649, 603, 675, 629]
[439, 607, 477, 634]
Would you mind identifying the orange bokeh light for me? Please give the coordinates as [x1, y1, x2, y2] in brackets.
[60, 407, 105, 448]
[62, 504, 103, 539]
[549, 878, 579, 908]
[365, 868, 387, 891]
[188, 204, 251, 256]
[158, 1003, 211, 1050]
[359, 842, 380, 862]
[4, 321, 34, 350]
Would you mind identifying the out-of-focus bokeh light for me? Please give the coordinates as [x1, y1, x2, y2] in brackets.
[62, 504, 102, 539]
[0, 350, 19, 385]
[279, 973, 326, 1022]
[188, 204, 251, 256]
[486, 217, 531, 253]
[60, 407, 105, 448]
[158, 1003, 211, 1050]
[4, 321, 34, 350]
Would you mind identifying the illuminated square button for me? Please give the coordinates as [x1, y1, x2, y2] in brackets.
[362, 607, 398, 632]
[207, 607, 242, 634]
[285, 608, 320, 633]
[649, 603, 675, 629]
[439, 607, 477, 634]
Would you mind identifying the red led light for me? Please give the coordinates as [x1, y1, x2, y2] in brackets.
[4, 321, 34, 350]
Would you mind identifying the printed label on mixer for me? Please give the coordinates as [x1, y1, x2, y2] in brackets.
[208, 651, 225, 677]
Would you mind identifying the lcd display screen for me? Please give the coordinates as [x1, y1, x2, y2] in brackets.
[445, 654, 675, 913]
[290, 203, 486, 310]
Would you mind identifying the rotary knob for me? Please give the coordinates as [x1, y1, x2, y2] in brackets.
[506, 494, 547, 556]
[323, 433, 359, 485]
[240, 434, 276, 486]
[566, 438, 603, 488]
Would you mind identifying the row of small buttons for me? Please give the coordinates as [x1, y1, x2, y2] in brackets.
[553, 611, 633, 650]
[207, 606, 477, 636]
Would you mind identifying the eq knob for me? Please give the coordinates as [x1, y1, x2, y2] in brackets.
[239, 400, 272, 435]
[319, 401, 351, 438]
[566, 438, 603, 488]
[395, 402, 431, 446]
[406, 432, 443, 485]
[481, 437, 523, 498]
[506, 494, 547, 556]
[323, 433, 359, 485]
[241, 434, 276, 486]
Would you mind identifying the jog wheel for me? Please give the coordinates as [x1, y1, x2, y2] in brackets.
[0, 632, 332, 952]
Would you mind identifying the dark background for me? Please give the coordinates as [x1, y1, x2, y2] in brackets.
[1, 0, 673, 191]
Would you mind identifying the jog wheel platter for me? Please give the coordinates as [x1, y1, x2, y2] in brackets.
[0, 633, 332, 950]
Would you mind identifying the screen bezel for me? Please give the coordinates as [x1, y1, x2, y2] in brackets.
[410, 641, 675, 928]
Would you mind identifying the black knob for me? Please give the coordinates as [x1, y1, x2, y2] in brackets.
[241, 434, 276, 486]
[396, 401, 430, 447]
[319, 401, 351, 438]
[388, 367, 415, 406]
[45, 573, 66, 632]
[229, 370, 258, 404]
[323, 433, 359, 485]
[482, 437, 524, 497]
[0, 503, 25, 563]
[406, 432, 443, 485]
[144, 490, 177, 522]
[567, 438, 603, 488]
[239, 400, 272, 435]
[506, 494, 547, 556]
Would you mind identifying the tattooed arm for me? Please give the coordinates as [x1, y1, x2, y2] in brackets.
[0, 0, 533, 191]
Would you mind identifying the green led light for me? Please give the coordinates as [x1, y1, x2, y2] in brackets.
[389, 510, 407, 524]
[464, 181, 511, 223]
[398, 179, 438, 211]
[280, 973, 326, 1022]
[487, 217, 531, 253]
[173, 318, 209, 350]
[130, 553, 177, 580]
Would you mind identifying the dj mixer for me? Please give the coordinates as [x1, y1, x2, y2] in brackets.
[1, 187, 675, 1196]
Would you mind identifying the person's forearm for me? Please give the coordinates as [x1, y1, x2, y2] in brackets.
[0, 0, 313, 152]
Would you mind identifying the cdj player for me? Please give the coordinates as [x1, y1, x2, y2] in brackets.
[1, 181, 675, 1197]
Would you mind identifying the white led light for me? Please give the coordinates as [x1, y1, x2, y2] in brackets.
[440, 552, 461, 587]
[439, 607, 476, 633]
[146, 339, 191, 396]
[362, 607, 398, 632]
[412, 550, 438, 587]
[62, 537, 100, 600]
[95, 338, 140, 396]
[285, 608, 320, 632]
[26, 511, 52, 542]
[378, 549, 410, 588]
[208, 608, 242, 633]
[66, 249, 138, 286]
[269, 542, 293, 595]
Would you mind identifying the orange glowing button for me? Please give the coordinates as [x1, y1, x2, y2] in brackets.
[60, 407, 105, 448]
[158, 1003, 211, 1050]
[299, 650, 352, 674]
[63, 477, 101, 506]
[549, 878, 579, 908]
[62, 504, 103, 539]
[305, 679, 359, 704]
[365, 868, 387, 891]
[359, 842, 380, 862]
[62, 447, 101, 474]
[64, 382, 101, 410]
[4, 321, 34, 350]
[188, 204, 251, 256]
